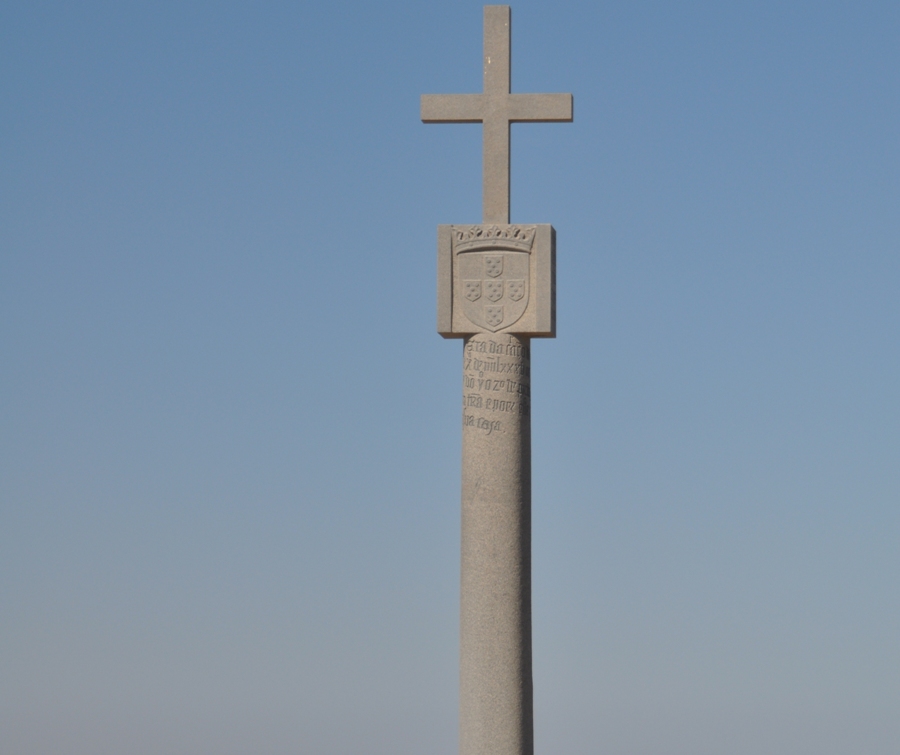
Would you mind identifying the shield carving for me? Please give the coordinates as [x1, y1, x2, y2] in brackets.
[484, 280, 503, 302]
[458, 251, 530, 332]
[507, 279, 525, 301]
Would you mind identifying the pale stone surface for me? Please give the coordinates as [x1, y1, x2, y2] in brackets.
[421, 6, 571, 755]
[461, 333, 532, 755]
[437, 224, 555, 338]
[421, 5, 572, 224]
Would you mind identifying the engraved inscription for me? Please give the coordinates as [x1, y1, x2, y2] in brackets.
[463, 414, 502, 435]
[462, 334, 531, 435]
[484, 397, 519, 413]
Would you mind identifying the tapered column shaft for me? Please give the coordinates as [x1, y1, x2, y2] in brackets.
[460, 333, 532, 755]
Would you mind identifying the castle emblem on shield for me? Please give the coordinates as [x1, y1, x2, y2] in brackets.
[454, 225, 533, 332]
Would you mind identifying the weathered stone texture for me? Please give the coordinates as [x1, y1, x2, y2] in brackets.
[421, 6, 572, 755]
[437, 224, 555, 338]
[461, 333, 532, 755]
[421, 5, 571, 224]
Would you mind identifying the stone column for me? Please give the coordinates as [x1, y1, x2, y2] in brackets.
[460, 332, 532, 755]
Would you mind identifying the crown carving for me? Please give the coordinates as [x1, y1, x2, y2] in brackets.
[452, 224, 536, 253]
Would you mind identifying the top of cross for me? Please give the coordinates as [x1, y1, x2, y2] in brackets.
[421, 5, 572, 224]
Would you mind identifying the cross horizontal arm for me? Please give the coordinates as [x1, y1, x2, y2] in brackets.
[421, 94, 484, 123]
[422, 93, 572, 124]
[506, 93, 572, 122]
[421, 6, 572, 223]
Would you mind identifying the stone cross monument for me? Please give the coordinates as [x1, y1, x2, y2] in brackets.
[421, 6, 572, 755]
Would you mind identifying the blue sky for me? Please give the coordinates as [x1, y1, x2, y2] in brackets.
[2, 2, 899, 753]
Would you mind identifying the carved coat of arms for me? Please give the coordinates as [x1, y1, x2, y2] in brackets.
[454, 225, 533, 332]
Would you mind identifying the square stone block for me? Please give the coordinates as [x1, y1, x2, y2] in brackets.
[437, 224, 555, 338]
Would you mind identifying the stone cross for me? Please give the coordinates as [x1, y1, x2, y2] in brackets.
[421, 5, 572, 224]
[421, 7, 572, 755]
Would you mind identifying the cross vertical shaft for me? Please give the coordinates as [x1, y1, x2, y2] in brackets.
[483, 5, 511, 223]
[421, 5, 572, 224]
[421, 7, 572, 755]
